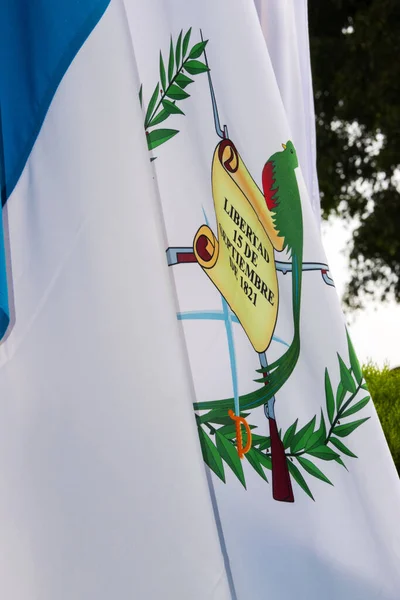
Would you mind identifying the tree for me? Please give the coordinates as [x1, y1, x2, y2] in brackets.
[308, 0, 400, 309]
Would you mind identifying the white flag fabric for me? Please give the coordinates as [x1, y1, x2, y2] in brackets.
[254, 0, 321, 222]
[0, 2, 231, 599]
[1, 2, 400, 600]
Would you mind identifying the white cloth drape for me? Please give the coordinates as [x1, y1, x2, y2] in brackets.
[1, 2, 399, 599]
[254, 0, 321, 222]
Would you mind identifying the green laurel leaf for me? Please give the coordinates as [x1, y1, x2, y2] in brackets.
[346, 329, 363, 385]
[162, 99, 185, 115]
[283, 419, 298, 449]
[166, 84, 190, 100]
[334, 455, 348, 470]
[341, 396, 370, 419]
[338, 353, 357, 394]
[250, 434, 269, 447]
[258, 436, 271, 451]
[168, 37, 174, 82]
[189, 40, 208, 59]
[184, 60, 209, 75]
[291, 416, 316, 453]
[146, 128, 178, 150]
[306, 410, 327, 450]
[182, 27, 192, 58]
[254, 448, 272, 471]
[325, 368, 335, 424]
[139, 84, 143, 107]
[145, 82, 160, 128]
[329, 436, 358, 458]
[159, 52, 167, 91]
[333, 417, 370, 438]
[287, 460, 314, 500]
[175, 73, 194, 88]
[254, 449, 272, 470]
[198, 408, 230, 425]
[245, 448, 269, 481]
[175, 29, 183, 68]
[215, 423, 236, 437]
[198, 426, 225, 482]
[215, 431, 246, 488]
[148, 109, 169, 127]
[361, 382, 369, 390]
[336, 381, 346, 411]
[307, 445, 339, 461]
[297, 456, 333, 486]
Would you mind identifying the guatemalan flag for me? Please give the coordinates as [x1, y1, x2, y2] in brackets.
[1, 2, 399, 599]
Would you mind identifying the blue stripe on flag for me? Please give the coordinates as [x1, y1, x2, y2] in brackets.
[0, 106, 8, 337]
[0, 0, 111, 340]
[0, 212, 8, 338]
[0, 0, 111, 204]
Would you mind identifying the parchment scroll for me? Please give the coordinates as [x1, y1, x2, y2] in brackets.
[194, 140, 283, 352]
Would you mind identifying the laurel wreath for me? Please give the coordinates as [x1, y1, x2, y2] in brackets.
[139, 28, 209, 152]
[196, 330, 371, 500]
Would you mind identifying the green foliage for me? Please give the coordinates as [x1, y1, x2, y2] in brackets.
[196, 330, 371, 498]
[283, 419, 298, 448]
[283, 334, 370, 497]
[290, 415, 316, 453]
[309, 1, 400, 308]
[146, 129, 178, 150]
[288, 461, 314, 500]
[197, 424, 225, 483]
[195, 408, 273, 488]
[297, 456, 333, 486]
[139, 29, 209, 151]
[216, 430, 246, 488]
[325, 368, 335, 423]
[245, 448, 269, 482]
[363, 362, 400, 474]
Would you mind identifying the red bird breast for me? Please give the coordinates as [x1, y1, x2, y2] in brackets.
[262, 160, 277, 211]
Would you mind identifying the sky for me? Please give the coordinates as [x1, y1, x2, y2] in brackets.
[322, 218, 400, 368]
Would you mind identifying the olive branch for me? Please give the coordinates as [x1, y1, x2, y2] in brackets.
[139, 28, 209, 152]
[196, 330, 371, 499]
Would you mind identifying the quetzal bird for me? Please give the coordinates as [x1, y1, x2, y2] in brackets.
[194, 141, 304, 501]
[256, 140, 303, 396]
